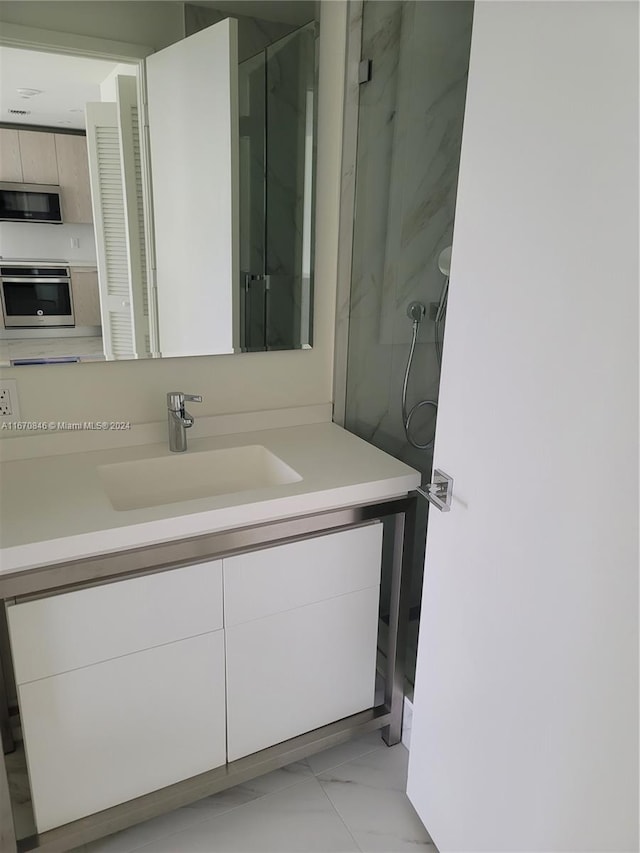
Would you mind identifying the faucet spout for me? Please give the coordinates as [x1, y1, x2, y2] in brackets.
[167, 391, 202, 452]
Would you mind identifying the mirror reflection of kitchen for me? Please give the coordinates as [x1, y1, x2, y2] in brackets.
[0, 49, 141, 365]
[0, 6, 317, 366]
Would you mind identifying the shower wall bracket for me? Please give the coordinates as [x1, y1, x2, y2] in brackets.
[417, 469, 453, 512]
[358, 59, 372, 84]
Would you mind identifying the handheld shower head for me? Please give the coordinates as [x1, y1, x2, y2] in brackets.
[438, 246, 452, 277]
[433, 247, 451, 370]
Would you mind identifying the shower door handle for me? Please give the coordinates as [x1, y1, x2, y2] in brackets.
[417, 469, 453, 512]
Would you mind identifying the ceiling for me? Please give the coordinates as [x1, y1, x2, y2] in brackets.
[0, 47, 135, 130]
[187, 0, 316, 26]
[0, 3, 315, 130]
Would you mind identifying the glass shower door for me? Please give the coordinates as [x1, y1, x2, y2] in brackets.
[238, 22, 316, 351]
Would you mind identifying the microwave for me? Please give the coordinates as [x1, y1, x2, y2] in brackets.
[0, 182, 63, 224]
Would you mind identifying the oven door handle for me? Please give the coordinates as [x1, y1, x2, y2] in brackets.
[1, 277, 70, 284]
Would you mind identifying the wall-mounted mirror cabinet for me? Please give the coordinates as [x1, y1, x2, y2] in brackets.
[0, 1, 318, 365]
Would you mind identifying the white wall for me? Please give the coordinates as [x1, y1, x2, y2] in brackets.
[99, 65, 137, 102]
[0, 222, 96, 264]
[0, 1, 347, 425]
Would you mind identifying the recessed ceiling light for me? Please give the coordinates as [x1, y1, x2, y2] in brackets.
[16, 88, 43, 99]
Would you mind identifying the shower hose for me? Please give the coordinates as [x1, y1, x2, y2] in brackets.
[402, 300, 445, 451]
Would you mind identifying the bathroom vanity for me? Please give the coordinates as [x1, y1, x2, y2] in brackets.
[0, 412, 420, 852]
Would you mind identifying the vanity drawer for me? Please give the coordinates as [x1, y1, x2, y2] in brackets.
[226, 586, 379, 760]
[223, 523, 383, 627]
[19, 631, 226, 832]
[7, 560, 223, 683]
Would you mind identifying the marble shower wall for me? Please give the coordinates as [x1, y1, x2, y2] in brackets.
[344, 1, 473, 626]
[345, 0, 473, 482]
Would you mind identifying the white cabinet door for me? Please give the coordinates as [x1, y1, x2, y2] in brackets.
[407, 3, 638, 852]
[146, 18, 239, 357]
[19, 632, 226, 833]
[226, 588, 380, 761]
[224, 525, 383, 761]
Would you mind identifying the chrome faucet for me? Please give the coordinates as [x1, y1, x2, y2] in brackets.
[167, 391, 202, 452]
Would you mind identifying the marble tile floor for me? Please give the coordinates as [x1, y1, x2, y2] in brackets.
[8, 733, 433, 853]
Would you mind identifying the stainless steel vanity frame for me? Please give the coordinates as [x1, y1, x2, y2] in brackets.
[0, 493, 417, 853]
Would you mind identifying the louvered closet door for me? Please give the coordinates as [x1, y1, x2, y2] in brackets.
[85, 101, 137, 359]
[116, 75, 154, 357]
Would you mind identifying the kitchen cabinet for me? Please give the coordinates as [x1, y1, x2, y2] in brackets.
[54, 133, 93, 224]
[0, 129, 22, 182]
[0, 128, 93, 222]
[18, 131, 58, 185]
[70, 267, 101, 327]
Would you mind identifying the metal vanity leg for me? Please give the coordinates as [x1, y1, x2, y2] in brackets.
[0, 603, 17, 852]
[0, 608, 14, 757]
[0, 743, 17, 853]
[0, 600, 18, 853]
[382, 496, 416, 746]
[0, 659, 13, 756]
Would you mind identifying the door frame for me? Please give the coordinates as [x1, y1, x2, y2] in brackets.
[332, 0, 363, 426]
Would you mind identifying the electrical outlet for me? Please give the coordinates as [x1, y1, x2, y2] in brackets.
[0, 390, 12, 416]
[0, 379, 20, 423]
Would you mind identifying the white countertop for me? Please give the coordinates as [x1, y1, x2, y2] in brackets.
[0, 422, 420, 575]
[0, 259, 96, 268]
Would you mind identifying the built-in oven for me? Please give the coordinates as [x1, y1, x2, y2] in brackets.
[0, 182, 63, 224]
[0, 264, 74, 328]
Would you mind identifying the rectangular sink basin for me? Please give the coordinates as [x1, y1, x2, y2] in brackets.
[98, 445, 302, 511]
